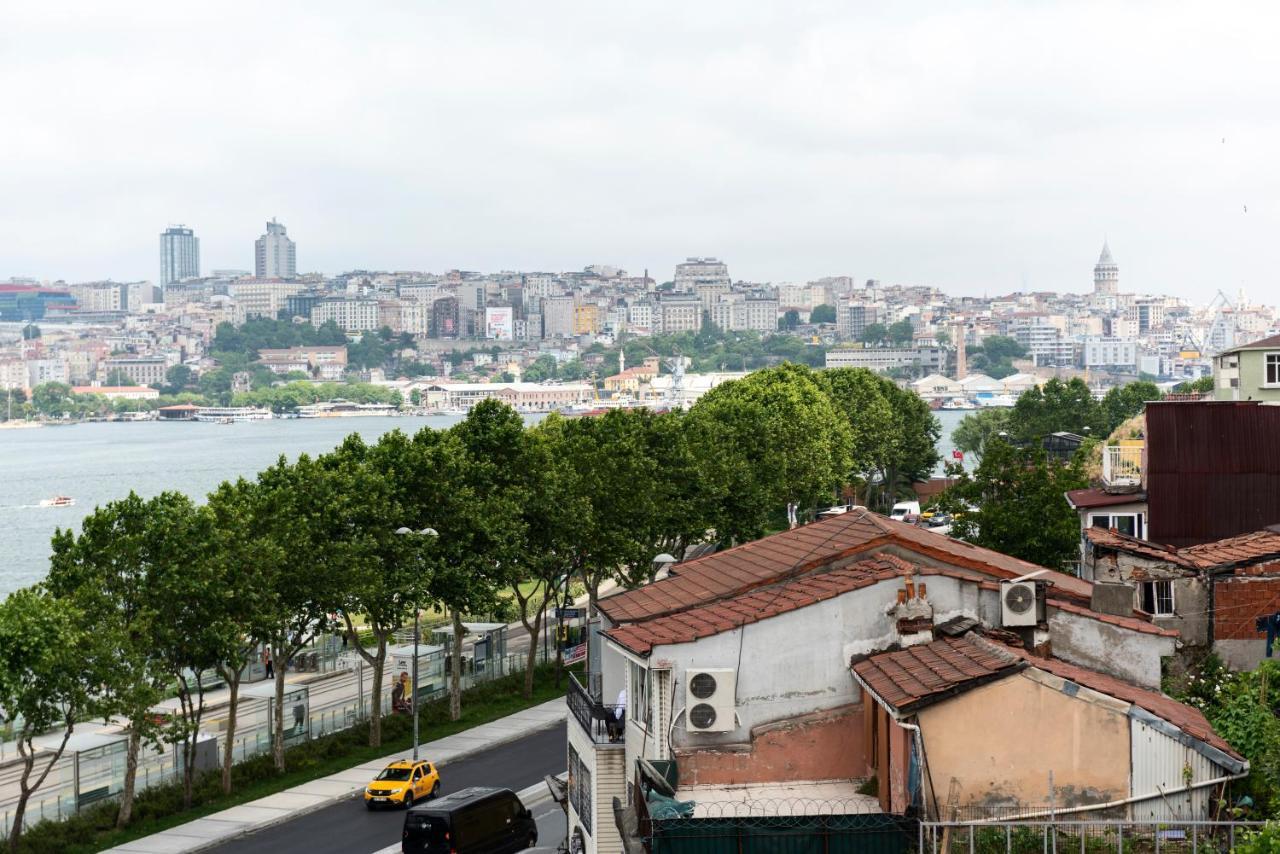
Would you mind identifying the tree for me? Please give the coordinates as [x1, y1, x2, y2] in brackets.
[1007, 377, 1106, 442]
[1099, 381, 1162, 434]
[872, 381, 942, 509]
[938, 440, 1087, 570]
[0, 587, 100, 852]
[860, 323, 888, 344]
[1173, 375, 1215, 394]
[105, 369, 137, 386]
[813, 368, 896, 491]
[810, 304, 836, 324]
[524, 354, 559, 382]
[888, 319, 915, 346]
[46, 493, 168, 828]
[780, 309, 801, 331]
[686, 363, 852, 541]
[951, 408, 1013, 463]
[163, 364, 194, 394]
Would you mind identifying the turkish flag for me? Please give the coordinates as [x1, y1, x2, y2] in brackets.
[952, 450, 964, 460]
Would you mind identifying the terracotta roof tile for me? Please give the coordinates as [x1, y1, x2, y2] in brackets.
[1180, 528, 1280, 570]
[850, 635, 1025, 714]
[1084, 527, 1197, 569]
[598, 511, 1092, 625]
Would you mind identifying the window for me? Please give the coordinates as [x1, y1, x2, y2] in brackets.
[1141, 581, 1175, 616]
[628, 661, 651, 728]
[1090, 512, 1144, 539]
[1266, 353, 1280, 386]
[568, 745, 592, 833]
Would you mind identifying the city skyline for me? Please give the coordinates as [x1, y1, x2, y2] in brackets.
[4, 3, 1280, 300]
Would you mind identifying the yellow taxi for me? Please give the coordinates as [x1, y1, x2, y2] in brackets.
[364, 759, 440, 809]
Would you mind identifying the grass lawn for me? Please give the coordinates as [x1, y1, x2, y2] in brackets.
[16, 666, 571, 854]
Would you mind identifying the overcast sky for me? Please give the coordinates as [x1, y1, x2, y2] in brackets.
[2, 2, 1277, 302]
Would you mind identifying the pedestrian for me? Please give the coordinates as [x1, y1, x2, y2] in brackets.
[264, 646, 274, 679]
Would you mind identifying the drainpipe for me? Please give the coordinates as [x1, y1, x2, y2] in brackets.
[850, 670, 935, 816]
[956, 770, 1251, 825]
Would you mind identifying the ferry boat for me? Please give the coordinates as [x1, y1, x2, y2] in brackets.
[193, 406, 273, 423]
[39, 496, 75, 507]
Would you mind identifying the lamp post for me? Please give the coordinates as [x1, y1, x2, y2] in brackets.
[396, 526, 439, 761]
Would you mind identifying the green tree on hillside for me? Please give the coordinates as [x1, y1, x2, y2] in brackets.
[810, 304, 836, 324]
[951, 408, 1013, 463]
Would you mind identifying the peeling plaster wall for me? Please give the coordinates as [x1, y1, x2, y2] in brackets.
[916, 670, 1131, 811]
[673, 703, 867, 786]
[1048, 608, 1174, 688]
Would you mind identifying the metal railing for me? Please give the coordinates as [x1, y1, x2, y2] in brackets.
[920, 820, 1267, 853]
[0, 641, 556, 837]
[1102, 443, 1143, 489]
[567, 672, 625, 744]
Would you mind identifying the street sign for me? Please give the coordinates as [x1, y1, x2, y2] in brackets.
[556, 607, 584, 620]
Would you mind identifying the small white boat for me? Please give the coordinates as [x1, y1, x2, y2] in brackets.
[39, 496, 75, 508]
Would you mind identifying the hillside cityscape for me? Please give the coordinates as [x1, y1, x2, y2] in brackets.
[3, 223, 1276, 421]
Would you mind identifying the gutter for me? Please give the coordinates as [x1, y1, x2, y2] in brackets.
[955, 770, 1250, 825]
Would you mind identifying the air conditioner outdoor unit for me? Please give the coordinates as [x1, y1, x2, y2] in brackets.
[1001, 580, 1046, 628]
[685, 668, 736, 733]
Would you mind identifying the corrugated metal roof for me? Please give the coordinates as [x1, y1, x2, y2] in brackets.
[1147, 402, 1280, 547]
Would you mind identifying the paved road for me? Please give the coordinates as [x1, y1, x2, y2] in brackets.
[210, 723, 567, 854]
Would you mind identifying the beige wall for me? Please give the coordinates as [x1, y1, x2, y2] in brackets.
[917, 670, 1131, 810]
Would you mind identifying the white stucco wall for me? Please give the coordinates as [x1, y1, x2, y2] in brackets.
[1048, 608, 1175, 689]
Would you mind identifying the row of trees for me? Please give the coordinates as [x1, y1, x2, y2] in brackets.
[0, 365, 939, 848]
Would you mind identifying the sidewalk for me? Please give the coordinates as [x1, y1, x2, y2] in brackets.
[104, 698, 567, 854]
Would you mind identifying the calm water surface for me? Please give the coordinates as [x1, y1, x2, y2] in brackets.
[0, 409, 968, 594]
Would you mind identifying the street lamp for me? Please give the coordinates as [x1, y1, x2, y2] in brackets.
[396, 526, 439, 760]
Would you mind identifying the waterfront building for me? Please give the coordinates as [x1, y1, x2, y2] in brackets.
[254, 219, 297, 278]
[824, 345, 944, 374]
[100, 356, 167, 386]
[71, 385, 160, 401]
[159, 225, 200, 285]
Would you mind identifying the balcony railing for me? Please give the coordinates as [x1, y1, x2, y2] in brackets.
[568, 671, 625, 744]
[1102, 443, 1143, 491]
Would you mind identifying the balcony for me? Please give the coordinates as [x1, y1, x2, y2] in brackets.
[568, 671, 625, 745]
[1102, 442, 1143, 492]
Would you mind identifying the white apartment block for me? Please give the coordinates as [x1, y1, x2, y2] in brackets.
[230, 280, 305, 319]
[100, 356, 166, 386]
[655, 294, 703, 335]
[542, 296, 577, 338]
[824, 346, 944, 373]
[1, 359, 31, 390]
[708, 295, 779, 333]
[673, 257, 729, 293]
[1083, 337, 1138, 369]
[66, 281, 141, 313]
[626, 301, 653, 332]
[310, 299, 380, 333]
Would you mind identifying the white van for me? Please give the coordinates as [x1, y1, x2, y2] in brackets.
[889, 501, 921, 521]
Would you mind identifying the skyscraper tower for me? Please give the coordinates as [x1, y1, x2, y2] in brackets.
[159, 225, 200, 285]
[255, 218, 297, 278]
[1093, 241, 1119, 295]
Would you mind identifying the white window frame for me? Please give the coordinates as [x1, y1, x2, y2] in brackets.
[1265, 352, 1280, 387]
[1141, 580, 1175, 616]
[1088, 512, 1145, 540]
[628, 660, 651, 729]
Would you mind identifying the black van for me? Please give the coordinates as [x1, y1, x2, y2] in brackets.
[402, 787, 538, 854]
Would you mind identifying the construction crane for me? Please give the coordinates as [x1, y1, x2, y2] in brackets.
[1205, 290, 1237, 356]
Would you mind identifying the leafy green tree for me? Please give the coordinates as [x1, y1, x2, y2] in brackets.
[1007, 377, 1106, 442]
[686, 363, 852, 541]
[860, 323, 888, 344]
[873, 380, 942, 509]
[524, 354, 559, 382]
[0, 587, 101, 852]
[951, 408, 1013, 463]
[813, 368, 896, 488]
[888, 319, 915, 346]
[162, 364, 194, 394]
[104, 368, 137, 386]
[938, 440, 1087, 570]
[981, 335, 1026, 362]
[31, 382, 77, 417]
[47, 493, 169, 827]
[810, 304, 836, 324]
[1173, 375, 1215, 394]
[1099, 381, 1162, 433]
[780, 309, 801, 330]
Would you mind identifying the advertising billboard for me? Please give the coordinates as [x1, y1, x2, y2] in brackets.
[486, 306, 514, 340]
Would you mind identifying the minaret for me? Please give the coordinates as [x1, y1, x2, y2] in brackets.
[1093, 242, 1119, 296]
[618, 346, 625, 375]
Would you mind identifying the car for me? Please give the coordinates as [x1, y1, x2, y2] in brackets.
[365, 759, 440, 809]
[402, 787, 537, 854]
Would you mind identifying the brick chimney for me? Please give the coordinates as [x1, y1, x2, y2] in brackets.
[892, 573, 935, 647]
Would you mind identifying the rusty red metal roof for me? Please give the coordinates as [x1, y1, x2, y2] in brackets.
[1147, 401, 1280, 547]
[598, 511, 1092, 626]
[850, 635, 1025, 714]
[1065, 488, 1148, 510]
[1180, 527, 1280, 570]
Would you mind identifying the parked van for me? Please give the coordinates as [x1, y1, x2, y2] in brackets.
[889, 501, 921, 521]
[403, 787, 537, 854]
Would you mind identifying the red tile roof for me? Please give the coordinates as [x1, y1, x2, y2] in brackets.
[998, 641, 1243, 762]
[1065, 488, 1148, 510]
[851, 635, 1025, 713]
[1180, 528, 1280, 570]
[1084, 527, 1197, 569]
[598, 511, 1092, 625]
[605, 556, 911, 655]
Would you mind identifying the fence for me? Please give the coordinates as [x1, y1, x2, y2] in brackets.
[644, 812, 915, 854]
[0, 628, 557, 837]
[919, 820, 1268, 854]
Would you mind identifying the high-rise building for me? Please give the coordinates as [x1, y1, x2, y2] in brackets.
[159, 225, 200, 285]
[1093, 242, 1119, 296]
[255, 219, 297, 278]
